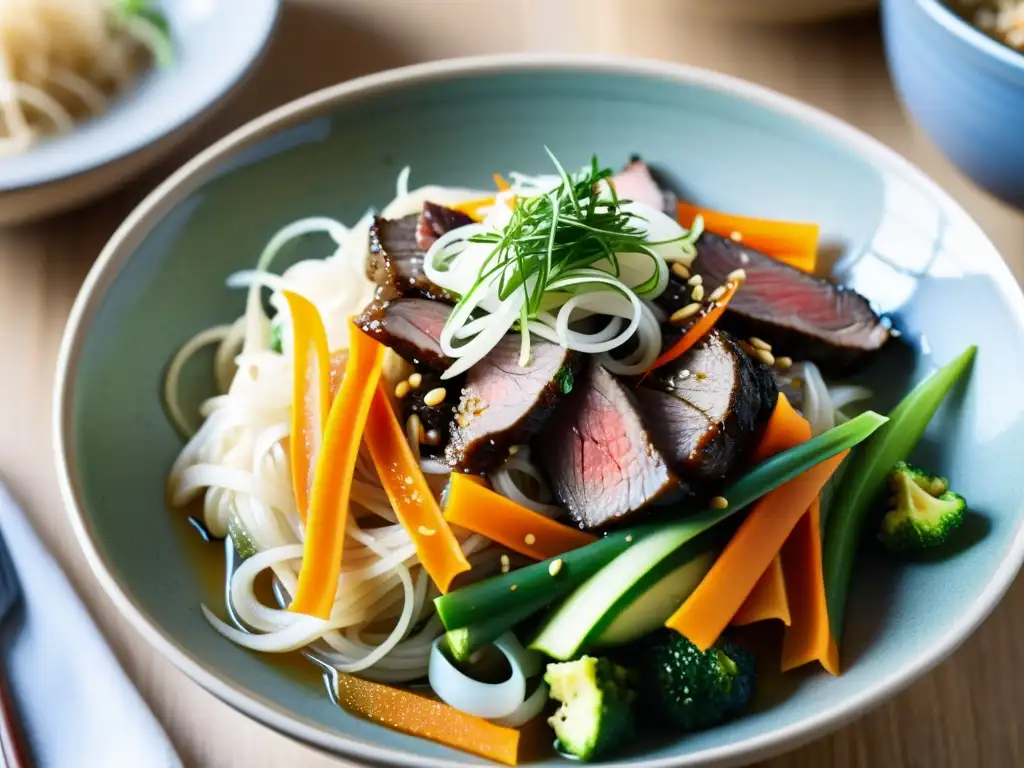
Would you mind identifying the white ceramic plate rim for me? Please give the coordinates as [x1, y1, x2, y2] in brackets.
[53, 53, 1024, 768]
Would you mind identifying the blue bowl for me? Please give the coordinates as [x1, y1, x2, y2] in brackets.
[883, 0, 1024, 209]
[55, 56, 1024, 766]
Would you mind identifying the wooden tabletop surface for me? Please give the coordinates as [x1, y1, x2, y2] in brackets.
[1, 1, 1021, 766]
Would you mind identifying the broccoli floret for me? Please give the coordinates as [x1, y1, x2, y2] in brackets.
[544, 656, 636, 761]
[878, 461, 966, 553]
[635, 631, 755, 732]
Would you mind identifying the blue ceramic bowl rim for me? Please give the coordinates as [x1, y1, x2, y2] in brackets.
[915, 0, 1024, 75]
[53, 54, 1024, 768]
[0, 0, 281, 193]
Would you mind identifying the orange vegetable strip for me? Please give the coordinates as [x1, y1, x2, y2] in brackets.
[444, 474, 597, 560]
[364, 385, 471, 593]
[647, 280, 738, 373]
[290, 322, 385, 618]
[781, 497, 840, 675]
[451, 196, 496, 221]
[493, 173, 511, 191]
[336, 673, 520, 765]
[677, 201, 820, 274]
[282, 291, 330, 521]
[666, 448, 847, 651]
[732, 555, 791, 627]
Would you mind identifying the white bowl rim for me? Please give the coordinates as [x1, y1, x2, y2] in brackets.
[53, 53, 1024, 768]
[0, 0, 281, 193]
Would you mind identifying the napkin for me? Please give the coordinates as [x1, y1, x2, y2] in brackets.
[0, 482, 182, 768]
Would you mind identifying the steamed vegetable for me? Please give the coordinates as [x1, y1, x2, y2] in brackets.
[545, 656, 636, 761]
[824, 345, 976, 639]
[878, 462, 966, 553]
[634, 631, 755, 732]
[437, 411, 885, 641]
[732, 556, 791, 627]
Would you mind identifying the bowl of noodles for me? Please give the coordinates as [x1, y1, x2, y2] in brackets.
[54, 56, 1024, 767]
[0, 0, 279, 225]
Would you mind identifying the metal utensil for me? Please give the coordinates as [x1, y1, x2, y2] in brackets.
[0, 530, 31, 768]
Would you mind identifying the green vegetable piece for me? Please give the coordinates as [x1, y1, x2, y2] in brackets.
[444, 599, 546, 662]
[878, 461, 966, 553]
[435, 411, 887, 640]
[545, 656, 636, 761]
[114, 0, 174, 67]
[228, 515, 258, 560]
[269, 321, 284, 354]
[824, 345, 976, 638]
[634, 631, 755, 732]
[555, 365, 574, 395]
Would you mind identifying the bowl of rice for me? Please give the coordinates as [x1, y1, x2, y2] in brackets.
[882, 0, 1024, 208]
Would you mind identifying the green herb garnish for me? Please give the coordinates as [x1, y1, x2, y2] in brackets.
[555, 365, 575, 395]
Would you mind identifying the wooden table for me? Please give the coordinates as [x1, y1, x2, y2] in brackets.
[1, 2, 1021, 766]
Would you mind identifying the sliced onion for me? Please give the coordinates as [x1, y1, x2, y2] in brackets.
[492, 681, 550, 728]
[428, 633, 528, 719]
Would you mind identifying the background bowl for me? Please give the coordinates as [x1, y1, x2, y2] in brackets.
[675, 0, 877, 23]
[882, 0, 1024, 209]
[0, 0, 280, 227]
[55, 55, 1024, 767]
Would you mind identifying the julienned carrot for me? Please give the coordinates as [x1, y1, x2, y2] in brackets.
[647, 280, 738, 372]
[677, 201, 819, 274]
[281, 291, 330, 521]
[493, 173, 511, 191]
[452, 197, 496, 221]
[732, 555, 791, 627]
[781, 498, 840, 674]
[335, 673, 520, 765]
[364, 385, 471, 593]
[444, 474, 597, 560]
[290, 321, 385, 619]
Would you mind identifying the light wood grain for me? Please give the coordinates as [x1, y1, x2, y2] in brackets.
[1, 1, 1021, 766]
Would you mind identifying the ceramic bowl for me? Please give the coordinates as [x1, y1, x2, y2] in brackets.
[883, 0, 1024, 209]
[0, 0, 279, 226]
[54, 55, 1024, 767]
[676, 0, 877, 23]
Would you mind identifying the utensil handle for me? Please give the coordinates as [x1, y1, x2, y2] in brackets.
[0, 664, 29, 768]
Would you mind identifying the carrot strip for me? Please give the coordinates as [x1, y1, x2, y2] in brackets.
[493, 173, 511, 191]
[364, 385, 471, 593]
[290, 321, 385, 619]
[677, 201, 819, 274]
[336, 673, 520, 765]
[451, 196, 496, 221]
[732, 555, 791, 627]
[444, 474, 597, 560]
[646, 280, 738, 373]
[282, 291, 330, 521]
[781, 497, 840, 674]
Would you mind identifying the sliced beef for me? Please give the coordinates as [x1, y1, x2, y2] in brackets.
[446, 337, 582, 474]
[356, 298, 452, 372]
[611, 157, 676, 215]
[637, 331, 777, 482]
[366, 203, 472, 302]
[539, 360, 682, 530]
[660, 232, 889, 373]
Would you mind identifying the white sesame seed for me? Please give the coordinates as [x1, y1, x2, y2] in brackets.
[510, 584, 518, 592]
[711, 496, 729, 510]
[750, 337, 772, 352]
[423, 387, 447, 407]
[691, 284, 705, 302]
[625, 535, 633, 543]
[395, 381, 410, 399]
[729, 230, 744, 242]
[775, 356, 793, 370]
[548, 559, 564, 577]
[670, 303, 702, 324]
[417, 525, 436, 536]
[739, 252, 750, 265]
[694, 371, 707, 381]
[524, 533, 536, 546]
[500, 554, 510, 573]
[727, 268, 747, 282]
[739, 341, 756, 357]
[756, 349, 776, 366]
[671, 263, 691, 280]
[687, 274, 703, 286]
[508, 445, 520, 455]
[708, 285, 727, 302]
[408, 372, 423, 389]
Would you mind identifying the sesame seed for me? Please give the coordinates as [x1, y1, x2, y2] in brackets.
[727, 268, 747, 282]
[424, 429, 441, 445]
[671, 263, 691, 280]
[524, 533, 536, 546]
[625, 535, 633, 543]
[670, 303, 702, 324]
[508, 445, 520, 455]
[750, 337, 772, 352]
[510, 584, 518, 592]
[408, 372, 423, 389]
[890, 328, 902, 338]
[687, 274, 703, 286]
[739, 341, 756, 357]
[548, 559, 564, 577]
[691, 284, 705, 302]
[694, 371, 707, 381]
[417, 525, 436, 536]
[395, 381, 410, 399]
[729, 230, 744, 242]
[500, 554, 510, 573]
[739, 252, 750, 265]
[404, 476, 414, 485]
[756, 349, 776, 366]
[710, 496, 729, 510]
[775, 356, 793, 370]
[423, 387, 447, 407]
[708, 285, 727, 302]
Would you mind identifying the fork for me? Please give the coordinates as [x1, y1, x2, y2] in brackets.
[0, 529, 30, 768]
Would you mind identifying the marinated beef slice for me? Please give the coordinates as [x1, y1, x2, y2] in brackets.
[678, 232, 889, 373]
[356, 298, 452, 372]
[610, 158, 677, 215]
[446, 336, 581, 474]
[540, 360, 681, 530]
[637, 331, 777, 482]
[366, 203, 472, 302]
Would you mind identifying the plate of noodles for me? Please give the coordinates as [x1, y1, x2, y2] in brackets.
[55, 56, 1024, 766]
[0, 0, 279, 225]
